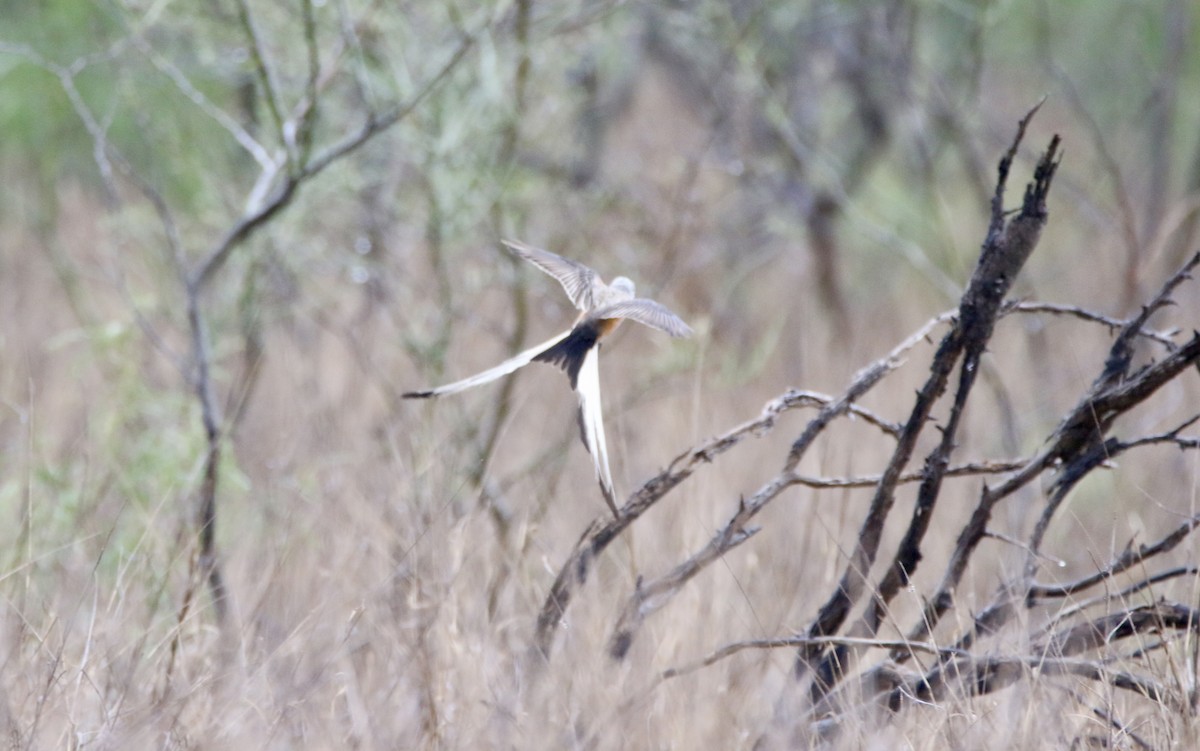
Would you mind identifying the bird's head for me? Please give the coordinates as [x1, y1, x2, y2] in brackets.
[611, 276, 636, 297]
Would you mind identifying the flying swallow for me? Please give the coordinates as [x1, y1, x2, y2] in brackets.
[404, 239, 692, 516]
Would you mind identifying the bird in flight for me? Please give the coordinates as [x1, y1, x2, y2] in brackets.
[404, 239, 692, 516]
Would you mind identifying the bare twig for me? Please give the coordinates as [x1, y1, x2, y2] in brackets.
[191, 31, 476, 291]
[185, 281, 231, 625]
[0, 43, 119, 196]
[1040, 602, 1200, 657]
[1061, 685, 1155, 751]
[1005, 301, 1180, 349]
[234, 0, 291, 165]
[1035, 566, 1200, 627]
[662, 635, 964, 682]
[1028, 513, 1200, 600]
[298, 0, 321, 163]
[911, 655, 1175, 706]
[893, 602, 1199, 711]
[132, 34, 275, 171]
[793, 460, 1026, 489]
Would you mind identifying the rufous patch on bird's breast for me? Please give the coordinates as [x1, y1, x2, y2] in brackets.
[596, 317, 623, 338]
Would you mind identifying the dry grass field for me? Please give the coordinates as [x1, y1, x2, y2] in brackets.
[2, 2, 1200, 749]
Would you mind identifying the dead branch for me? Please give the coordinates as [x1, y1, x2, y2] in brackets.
[914, 655, 1175, 706]
[662, 635, 965, 683]
[800, 105, 1060, 698]
[1040, 602, 1200, 657]
[1035, 565, 1200, 627]
[793, 460, 1027, 489]
[893, 602, 1199, 711]
[1005, 301, 1181, 349]
[1028, 512, 1200, 600]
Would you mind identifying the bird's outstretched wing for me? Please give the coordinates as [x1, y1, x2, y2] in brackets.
[503, 239, 601, 311]
[402, 330, 571, 399]
[575, 346, 619, 517]
[590, 298, 693, 338]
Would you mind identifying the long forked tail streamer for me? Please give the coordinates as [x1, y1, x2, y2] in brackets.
[402, 330, 571, 398]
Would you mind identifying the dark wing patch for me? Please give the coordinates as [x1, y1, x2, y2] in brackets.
[533, 321, 602, 389]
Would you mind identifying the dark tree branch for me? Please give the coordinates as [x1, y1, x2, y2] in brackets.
[662, 635, 963, 683]
[799, 107, 1060, 698]
[1035, 565, 1200, 627]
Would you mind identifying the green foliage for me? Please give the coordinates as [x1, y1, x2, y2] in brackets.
[0, 315, 252, 600]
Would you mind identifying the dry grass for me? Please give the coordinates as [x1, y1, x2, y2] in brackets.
[3, 3, 1200, 749]
[4, 177, 1199, 749]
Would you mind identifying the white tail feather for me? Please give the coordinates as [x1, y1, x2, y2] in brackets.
[404, 330, 571, 398]
[576, 348, 618, 515]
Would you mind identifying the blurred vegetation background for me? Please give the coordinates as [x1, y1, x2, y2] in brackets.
[1, 0, 1198, 747]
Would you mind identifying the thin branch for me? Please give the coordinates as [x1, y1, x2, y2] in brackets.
[132, 34, 275, 171]
[1035, 566, 1200, 628]
[1039, 602, 1200, 657]
[186, 280, 231, 626]
[662, 635, 965, 682]
[298, 0, 321, 163]
[1028, 513, 1200, 599]
[1117, 413, 1200, 452]
[895, 603, 1199, 710]
[1060, 685, 1155, 751]
[1094, 250, 1200, 389]
[234, 0, 292, 165]
[1005, 301, 1180, 349]
[190, 30, 477, 291]
[792, 460, 1026, 490]
[334, 0, 380, 111]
